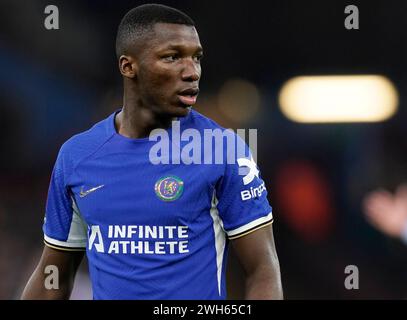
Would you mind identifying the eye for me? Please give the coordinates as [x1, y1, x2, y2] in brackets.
[194, 54, 203, 62]
[162, 54, 179, 62]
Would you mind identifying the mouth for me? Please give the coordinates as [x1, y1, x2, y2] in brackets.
[177, 87, 199, 106]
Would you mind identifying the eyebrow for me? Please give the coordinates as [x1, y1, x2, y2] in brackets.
[163, 44, 203, 52]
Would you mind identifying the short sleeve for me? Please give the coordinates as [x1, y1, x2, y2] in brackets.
[42, 146, 87, 251]
[215, 138, 273, 240]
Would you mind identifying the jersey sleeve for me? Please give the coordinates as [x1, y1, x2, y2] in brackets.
[215, 136, 273, 240]
[42, 145, 87, 251]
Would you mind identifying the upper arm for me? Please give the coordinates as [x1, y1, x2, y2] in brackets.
[39, 245, 85, 275]
[22, 146, 88, 299]
[231, 223, 279, 275]
[231, 223, 283, 299]
[212, 133, 282, 298]
[21, 245, 85, 299]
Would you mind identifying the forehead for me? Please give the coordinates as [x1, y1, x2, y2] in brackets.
[147, 23, 202, 51]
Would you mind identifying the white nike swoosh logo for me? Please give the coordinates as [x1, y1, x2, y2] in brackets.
[79, 185, 104, 198]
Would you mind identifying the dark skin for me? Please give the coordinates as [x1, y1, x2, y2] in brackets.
[232, 224, 283, 299]
[21, 23, 283, 299]
[21, 247, 84, 299]
[116, 23, 203, 138]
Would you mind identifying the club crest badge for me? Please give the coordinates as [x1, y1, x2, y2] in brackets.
[154, 176, 184, 201]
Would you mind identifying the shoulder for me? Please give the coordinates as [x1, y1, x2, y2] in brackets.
[58, 112, 115, 166]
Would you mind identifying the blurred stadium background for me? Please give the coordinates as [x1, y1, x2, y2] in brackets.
[1, 0, 407, 299]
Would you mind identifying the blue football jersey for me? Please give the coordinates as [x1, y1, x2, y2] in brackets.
[43, 109, 273, 300]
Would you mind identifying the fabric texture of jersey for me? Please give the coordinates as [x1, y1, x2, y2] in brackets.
[43, 109, 273, 300]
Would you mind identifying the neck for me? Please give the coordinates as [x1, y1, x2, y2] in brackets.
[115, 82, 176, 139]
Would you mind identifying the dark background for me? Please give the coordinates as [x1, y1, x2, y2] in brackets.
[0, 0, 406, 299]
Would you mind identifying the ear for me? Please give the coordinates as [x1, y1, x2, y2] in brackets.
[119, 55, 138, 79]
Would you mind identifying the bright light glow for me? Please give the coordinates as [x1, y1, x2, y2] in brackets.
[217, 78, 260, 124]
[279, 75, 398, 123]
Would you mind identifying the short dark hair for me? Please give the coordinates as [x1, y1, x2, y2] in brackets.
[115, 4, 195, 59]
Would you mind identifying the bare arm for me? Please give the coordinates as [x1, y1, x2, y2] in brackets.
[231, 223, 283, 300]
[21, 245, 84, 300]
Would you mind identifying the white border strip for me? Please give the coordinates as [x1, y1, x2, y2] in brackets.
[67, 197, 88, 244]
[226, 211, 273, 237]
[209, 191, 226, 297]
[44, 234, 87, 248]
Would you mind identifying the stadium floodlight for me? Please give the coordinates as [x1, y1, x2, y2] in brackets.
[278, 75, 398, 123]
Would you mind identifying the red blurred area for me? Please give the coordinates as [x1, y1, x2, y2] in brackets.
[275, 160, 334, 243]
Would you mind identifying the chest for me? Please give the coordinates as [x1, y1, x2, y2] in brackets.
[69, 154, 221, 226]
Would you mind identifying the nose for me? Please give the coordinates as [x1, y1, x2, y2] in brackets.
[181, 59, 200, 82]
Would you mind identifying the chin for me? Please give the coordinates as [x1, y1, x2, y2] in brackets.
[170, 104, 192, 117]
[178, 106, 192, 117]
[155, 101, 193, 118]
